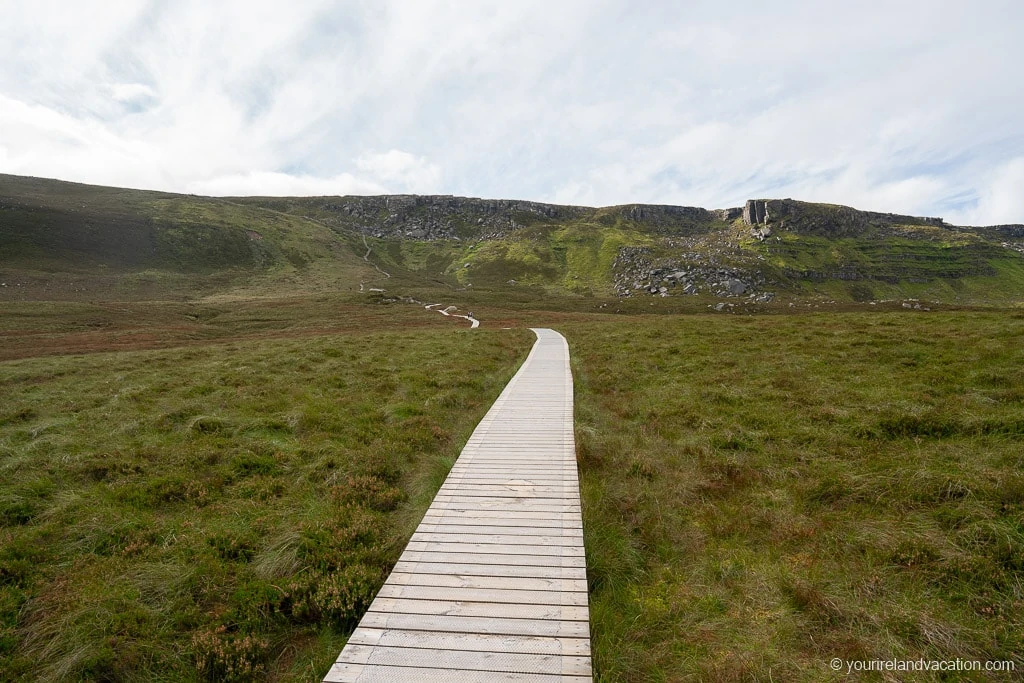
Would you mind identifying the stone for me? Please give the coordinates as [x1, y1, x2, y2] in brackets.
[743, 201, 756, 225]
[714, 302, 726, 311]
[726, 279, 747, 295]
[743, 199, 768, 225]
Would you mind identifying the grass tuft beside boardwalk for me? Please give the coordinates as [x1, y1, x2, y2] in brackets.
[567, 311, 1024, 681]
[0, 327, 531, 681]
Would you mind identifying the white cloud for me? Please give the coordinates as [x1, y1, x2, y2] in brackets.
[0, 1, 1021, 222]
[0, 94, 162, 187]
[355, 150, 441, 193]
[946, 158, 1024, 226]
[978, 158, 1024, 225]
[185, 171, 387, 197]
[110, 83, 157, 103]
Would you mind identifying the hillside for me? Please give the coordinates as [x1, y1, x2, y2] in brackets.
[2, 174, 1024, 305]
[0, 175, 377, 301]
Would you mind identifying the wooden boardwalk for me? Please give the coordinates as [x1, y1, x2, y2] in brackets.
[324, 328, 590, 682]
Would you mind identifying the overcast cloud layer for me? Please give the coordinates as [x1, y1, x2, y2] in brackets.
[1, 0, 1022, 224]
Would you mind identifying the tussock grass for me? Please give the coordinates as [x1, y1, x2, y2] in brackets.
[3, 289, 1022, 681]
[0, 326, 531, 680]
[566, 311, 1024, 681]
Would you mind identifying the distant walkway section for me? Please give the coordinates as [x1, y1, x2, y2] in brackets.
[424, 303, 480, 329]
[324, 328, 590, 682]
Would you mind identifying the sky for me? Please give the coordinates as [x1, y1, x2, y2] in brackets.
[1, 0, 1022, 224]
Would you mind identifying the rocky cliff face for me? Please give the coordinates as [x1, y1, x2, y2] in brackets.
[742, 198, 948, 238]
[607, 204, 721, 233]
[242, 195, 725, 241]
[969, 224, 1024, 240]
[326, 195, 589, 240]
[247, 193, 1018, 246]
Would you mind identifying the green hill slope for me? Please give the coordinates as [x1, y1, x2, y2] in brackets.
[3, 174, 1024, 305]
[0, 175, 378, 300]
[236, 193, 1024, 305]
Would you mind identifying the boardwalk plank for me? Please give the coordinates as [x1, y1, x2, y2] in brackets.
[375, 584, 589, 606]
[358, 612, 590, 637]
[325, 662, 591, 682]
[336, 645, 591, 675]
[396, 550, 586, 567]
[346, 629, 590, 656]
[366, 597, 590, 621]
[392, 561, 587, 580]
[385, 572, 588, 592]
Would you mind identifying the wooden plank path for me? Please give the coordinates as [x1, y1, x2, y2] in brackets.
[324, 328, 590, 682]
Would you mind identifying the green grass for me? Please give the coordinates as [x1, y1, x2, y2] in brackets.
[3, 296, 1023, 681]
[362, 221, 657, 296]
[751, 233, 1024, 304]
[414, 222, 654, 296]
[0, 295, 475, 361]
[0, 326, 531, 681]
[565, 311, 1024, 681]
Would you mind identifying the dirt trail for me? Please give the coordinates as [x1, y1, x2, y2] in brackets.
[424, 303, 480, 329]
[358, 235, 392, 292]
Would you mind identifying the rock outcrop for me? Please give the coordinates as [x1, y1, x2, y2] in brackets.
[607, 204, 720, 234]
[240, 195, 726, 241]
[330, 195, 587, 240]
[741, 198, 953, 239]
[611, 246, 773, 301]
[743, 200, 768, 226]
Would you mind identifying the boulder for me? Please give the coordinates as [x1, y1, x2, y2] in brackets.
[726, 279, 747, 295]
